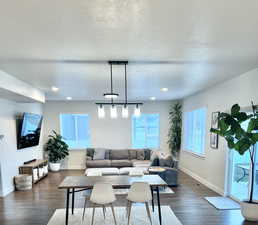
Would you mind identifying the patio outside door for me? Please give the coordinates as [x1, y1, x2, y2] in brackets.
[228, 143, 258, 201]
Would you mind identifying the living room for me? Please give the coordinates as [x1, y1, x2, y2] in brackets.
[0, 1, 258, 225]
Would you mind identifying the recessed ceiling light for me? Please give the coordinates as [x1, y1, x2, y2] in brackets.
[150, 97, 156, 101]
[66, 97, 72, 100]
[51, 86, 59, 92]
[161, 88, 168, 92]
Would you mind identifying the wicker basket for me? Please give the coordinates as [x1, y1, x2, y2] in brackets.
[14, 174, 32, 191]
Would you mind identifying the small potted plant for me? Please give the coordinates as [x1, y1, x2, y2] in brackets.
[44, 130, 69, 172]
[210, 103, 258, 221]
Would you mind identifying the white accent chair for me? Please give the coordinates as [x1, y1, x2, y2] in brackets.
[126, 182, 152, 225]
[88, 183, 117, 225]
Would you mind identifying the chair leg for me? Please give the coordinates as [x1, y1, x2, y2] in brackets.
[91, 204, 96, 225]
[110, 203, 117, 225]
[126, 200, 129, 217]
[127, 201, 132, 225]
[102, 205, 106, 219]
[145, 202, 152, 225]
[82, 198, 87, 221]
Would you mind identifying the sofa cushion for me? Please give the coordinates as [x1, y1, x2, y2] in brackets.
[93, 148, 106, 160]
[129, 150, 137, 160]
[119, 167, 149, 175]
[110, 150, 129, 160]
[136, 149, 145, 160]
[86, 160, 111, 168]
[111, 160, 132, 168]
[132, 160, 151, 167]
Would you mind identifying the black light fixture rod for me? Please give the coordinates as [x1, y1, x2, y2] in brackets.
[125, 63, 128, 104]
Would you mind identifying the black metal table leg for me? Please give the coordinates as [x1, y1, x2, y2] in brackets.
[151, 186, 154, 212]
[65, 188, 70, 225]
[156, 186, 162, 225]
[72, 188, 75, 215]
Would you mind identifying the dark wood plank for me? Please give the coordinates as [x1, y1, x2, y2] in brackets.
[0, 170, 256, 225]
[58, 175, 167, 189]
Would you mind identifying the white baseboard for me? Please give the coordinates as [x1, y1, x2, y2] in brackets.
[0, 186, 14, 197]
[179, 166, 225, 196]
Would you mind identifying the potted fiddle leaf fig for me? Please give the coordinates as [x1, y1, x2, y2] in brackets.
[44, 130, 69, 172]
[210, 103, 258, 221]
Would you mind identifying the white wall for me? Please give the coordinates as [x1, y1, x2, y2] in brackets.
[0, 99, 43, 196]
[180, 68, 258, 195]
[43, 101, 173, 169]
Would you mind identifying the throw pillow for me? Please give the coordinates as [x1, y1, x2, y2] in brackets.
[86, 148, 95, 159]
[129, 150, 137, 160]
[105, 150, 111, 159]
[144, 149, 151, 160]
[136, 149, 145, 160]
[159, 155, 173, 167]
[150, 157, 159, 166]
[93, 148, 106, 160]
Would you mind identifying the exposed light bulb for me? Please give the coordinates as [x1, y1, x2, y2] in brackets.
[110, 105, 117, 119]
[134, 105, 141, 117]
[98, 105, 105, 119]
[66, 97, 72, 100]
[161, 87, 168, 92]
[122, 105, 129, 118]
[51, 86, 59, 92]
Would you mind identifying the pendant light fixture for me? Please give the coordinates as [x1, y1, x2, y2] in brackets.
[97, 104, 105, 118]
[134, 104, 141, 117]
[96, 61, 143, 119]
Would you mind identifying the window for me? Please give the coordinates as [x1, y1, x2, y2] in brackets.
[132, 114, 160, 148]
[183, 107, 207, 155]
[60, 114, 90, 149]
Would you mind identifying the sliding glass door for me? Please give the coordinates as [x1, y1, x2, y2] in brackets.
[228, 145, 258, 201]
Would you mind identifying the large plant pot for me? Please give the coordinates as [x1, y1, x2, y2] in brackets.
[49, 162, 61, 172]
[241, 201, 258, 221]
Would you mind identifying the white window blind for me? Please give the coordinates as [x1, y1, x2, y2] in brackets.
[60, 114, 90, 149]
[132, 114, 160, 148]
[183, 107, 207, 155]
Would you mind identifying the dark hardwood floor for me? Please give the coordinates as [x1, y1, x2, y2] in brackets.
[0, 170, 257, 225]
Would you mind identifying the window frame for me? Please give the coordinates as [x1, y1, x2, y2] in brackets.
[182, 107, 207, 158]
[59, 113, 90, 150]
[131, 113, 160, 149]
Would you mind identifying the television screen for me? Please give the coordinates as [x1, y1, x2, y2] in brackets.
[17, 113, 43, 149]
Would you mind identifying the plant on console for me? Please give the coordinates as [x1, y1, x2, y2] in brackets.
[44, 130, 69, 171]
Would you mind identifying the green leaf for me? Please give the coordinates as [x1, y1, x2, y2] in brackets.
[218, 119, 229, 132]
[225, 136, 235, 149]
[231, 104, 240, 115]
[234, 139, 252, 155]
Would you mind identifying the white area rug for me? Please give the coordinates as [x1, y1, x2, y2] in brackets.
[204, 197, 241, 210]
[47, 206, 182, 225]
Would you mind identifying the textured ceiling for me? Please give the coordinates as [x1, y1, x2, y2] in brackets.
[0, 0, 257, 101]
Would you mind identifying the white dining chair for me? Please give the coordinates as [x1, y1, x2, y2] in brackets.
[82, 170, 102, 221]
[126, 182, 152, 225]
[88, 182, 117, 225]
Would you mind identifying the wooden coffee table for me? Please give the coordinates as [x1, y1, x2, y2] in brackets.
[59, 175, 167, 225]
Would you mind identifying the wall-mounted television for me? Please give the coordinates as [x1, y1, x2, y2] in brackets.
[17, 113, 43, 150]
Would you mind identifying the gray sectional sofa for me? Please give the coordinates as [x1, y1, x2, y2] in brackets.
[85, 148, 178, 186]
[86, 148, 152, 168]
